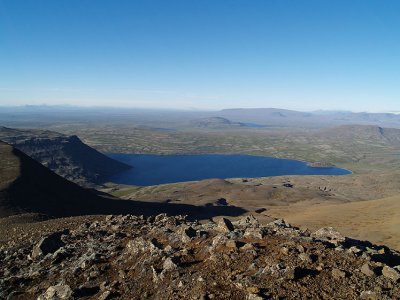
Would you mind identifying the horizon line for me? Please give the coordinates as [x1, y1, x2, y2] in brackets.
[0, 104, 398, 114]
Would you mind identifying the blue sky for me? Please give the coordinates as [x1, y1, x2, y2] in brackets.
[0, 0, 399, 111]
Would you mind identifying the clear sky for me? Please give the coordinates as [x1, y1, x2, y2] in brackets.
[0, 0, 399, 111]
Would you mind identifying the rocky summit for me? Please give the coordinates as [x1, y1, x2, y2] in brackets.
[1, 214, 399, 299]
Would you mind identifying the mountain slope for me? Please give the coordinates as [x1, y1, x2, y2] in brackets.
[0, 141, 108, 217]
[215, 108, 400, 128]
[0, 127, 131, 186]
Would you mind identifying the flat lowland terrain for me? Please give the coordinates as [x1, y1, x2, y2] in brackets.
[53, 124, 400, 174]
[51, 123, 400, 251]
[3, 122, 400, 250]
[102, 173, 400, 250]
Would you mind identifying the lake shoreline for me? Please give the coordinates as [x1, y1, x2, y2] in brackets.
[105, 153, 351, 186]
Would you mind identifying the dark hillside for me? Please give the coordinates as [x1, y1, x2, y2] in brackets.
[0, 141, 107, 217]
[0, 127, 131, 186]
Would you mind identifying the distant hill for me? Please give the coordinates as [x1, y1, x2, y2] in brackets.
[190, 117, 246, 129]
[216, 108, 313, 126]
[220, 108, 312, 119]
[318, 125, 400, 147]
[0, 127, 131, 186]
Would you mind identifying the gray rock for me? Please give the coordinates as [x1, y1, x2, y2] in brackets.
[32, 231, 66, 259]
[360, 263, 375, 277]
[348, 246, 362, 255]
[244, 228, 265, 239]
[360, 290, 378, 300]
[312, 227, 345, 246]
[226, 240, 238, 249]
[331, 268, 346, 279]
[298, 253, 312, 263]
[151, 266, 163, 283]
[268, 219, 289, 228]
[247, 293, 264, 300]
[179, 226, 197, 243]
[154, 213, 169, 223]
[381, 265, 400, 281]
[209, 234, 228, 254]
[98, 291, 111, 300]
[163, 257, 179, 271]
[125, 237, 148, 255]
[241, 243, 256, 254]
[280, 246, 289, 256]
[235, 215, 259, 228]
[37, 284, 72, 300]
[217, 218, 234, 232]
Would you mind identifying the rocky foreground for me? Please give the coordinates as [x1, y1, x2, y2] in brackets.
[1, 214, 400, 299]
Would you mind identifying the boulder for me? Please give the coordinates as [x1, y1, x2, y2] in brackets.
[360, 263, 375, 277]
[298, 253, 312, 263]
[268, 219, 289, 228]
[217, 218, 234, 232]
[32, 231, 66, 259]
[331, 268, 346, 279]
[163, 257, 179, 271]
[179, 226, 197, 243]
[244, 228, 265, 239]
[311, 227, 345, 246]
[360, 291, 378, 300]
[37, 284, 72, 300]
[382, 265, 400, 281]
[226, 240, 238, 250]
[236, 215, 260, 228]
[125, 237, 148, 255]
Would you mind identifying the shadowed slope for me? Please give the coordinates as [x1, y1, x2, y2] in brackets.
[0, 141, 107, 217]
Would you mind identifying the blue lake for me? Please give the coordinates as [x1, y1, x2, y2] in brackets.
[106, 154, 351, 186]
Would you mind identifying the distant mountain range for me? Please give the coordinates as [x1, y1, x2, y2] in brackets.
[0, 127, 131, 186]
[2, 106, 400, 129]
[214, 108, 400, 128]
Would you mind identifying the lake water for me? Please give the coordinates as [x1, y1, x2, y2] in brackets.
[106, 154, 351, 186]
